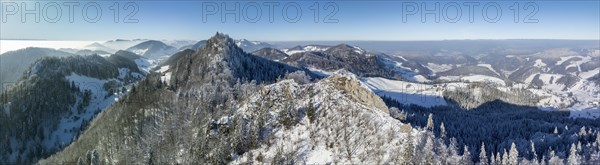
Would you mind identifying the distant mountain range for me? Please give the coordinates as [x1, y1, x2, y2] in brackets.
[76, 38, 274, 60]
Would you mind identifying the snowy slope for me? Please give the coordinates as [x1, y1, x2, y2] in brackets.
[379, 55, 430, 82]
[134, 58, 158, 74]
[232, 76, 422, 164]
[438, 75, 505, 86]
[43, 70, 142, 152]
[460, 75, 506, 86]
[361, 77, 451, 107]
[426, 63, 453, 73]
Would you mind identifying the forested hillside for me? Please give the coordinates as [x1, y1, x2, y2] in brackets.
[0, 52, 149, 164]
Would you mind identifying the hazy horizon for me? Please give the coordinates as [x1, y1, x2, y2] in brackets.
[2, 38, 598, 54]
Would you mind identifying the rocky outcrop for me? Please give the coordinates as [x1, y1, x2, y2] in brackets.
[325, 74, 389, 113]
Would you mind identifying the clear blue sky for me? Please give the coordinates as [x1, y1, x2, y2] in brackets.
[0, 0, 598, 41]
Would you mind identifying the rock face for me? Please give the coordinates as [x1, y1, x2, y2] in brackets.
[325, 74, 389, 113]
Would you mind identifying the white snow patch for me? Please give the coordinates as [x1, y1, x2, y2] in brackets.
[564, 56, 591, 72]
[556, 56, 582, 65]
[306, 146, 333, 164]
[477, 64, 500, 75]
[396, 55, 408, 61]
[161, 72, 172, 84]
[460, 75, 506, 86]
[525, 73, 564, 85]
[534, 59, 546, 68]
[131, 48, 149, 55]
[352, 45, 366, 54]
[579, 68, 600, 79]
[157, 65, 170, 73]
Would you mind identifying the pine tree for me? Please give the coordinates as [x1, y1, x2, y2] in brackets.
[440, 122, 447, 140]
[568, 144, 580, 165]
[448, 137, 458, 154]
[579, 126, 587, 137]
[540, 156, 547, 165]
[307, 101, 315, 123]
[90, 150, 100, 165]
[71, 81, 77, 91]
[480, 142, 489, 165]
[461, 145, 473, 165]
[403, 131, 414, 163]
[426, 113, 434, 131]
[77, 157, 85, 165]
[502, 149, 509, 165]
[436, 139, 449, 165]
[424, 135, 435, 165]
[597, 132, 600, 150]
[548, 149, 562, 165]
[509, 143, 519, 165]
[531, 141, 539, 165]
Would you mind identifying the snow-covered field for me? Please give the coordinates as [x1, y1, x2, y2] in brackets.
[379, 57, 430, 83]
[460, 75, 505, 86]
[426, 63, 453, 73]
[579, 68, 599, 79]
[564, 56, 592, 72]
[522, 72, 599, 118]
[361, 77, 450, 107]
[438, 75, 505, 86]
